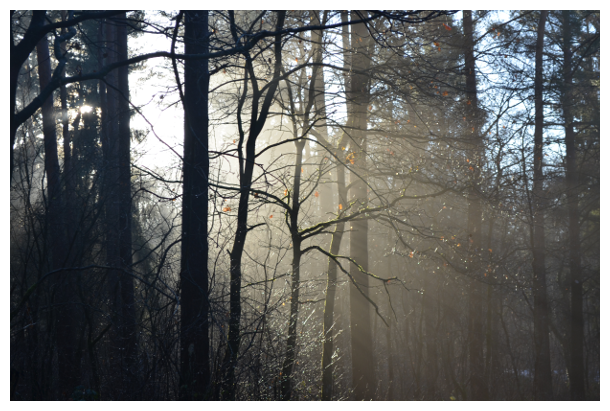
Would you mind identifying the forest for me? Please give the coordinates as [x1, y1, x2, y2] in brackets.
[9, 10, 600, 401]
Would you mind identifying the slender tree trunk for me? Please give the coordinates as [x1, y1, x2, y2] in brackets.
[37, 33, 78, 399]
[320, 12, 349, 400]
[532, 10, 553, 401]
[10, 11, 46, 182]
[348, 11, 374, 400]
[101, 19, 126, 399]
[59, 12, 73, 227]
[310, 11, 334, 216]
[180, 10, 211, 400]
[222, 12, 286, 400]
[280, 140, 306, 400]
[463, 10, 487, 401]
[116, 12, 138, 397]
[561, 10, 586, 401]
[320, 162, 347, 400]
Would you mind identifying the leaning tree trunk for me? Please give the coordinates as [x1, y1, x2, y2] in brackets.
[180, 10, 211, 400]
[532, 10, 553, 401]
[463, 10, 487, 401]
[561, 10, 586, 401]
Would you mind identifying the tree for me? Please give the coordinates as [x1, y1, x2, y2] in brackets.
[531, 10, 553, 401]
[347, 11, 376, 400]
[179, 10, 211, 400]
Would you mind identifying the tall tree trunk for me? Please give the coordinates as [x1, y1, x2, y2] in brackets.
[561, 10, 586, 401]
[222, 11, 286, 400]
[101, 18, 126, 399]
[320, 11, 349, 400]
[310, 11, 334, 216]
[463, 10, 487, 401]
[180, 10, 211, 400]
[59, 11, 73, 230]
[532, 10, 553, 401]
[11, 11, 46, 182]
[280, 139, 306, 400]
[36, 33, 77, 399]
[320, 151, 347, 400]
[116, 12, 138, 397]
[348, 10, 374, 400]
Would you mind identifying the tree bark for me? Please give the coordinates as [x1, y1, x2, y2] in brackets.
[348, 10, 375, 401]
[280, 140, 306, 400]
[36, 33, 78, 399]
[180, 10, 211, 400]
[320, 11, 349, 400]
[561, 10, 586, 401]
[532, 10, 553, 401]
[116, 12, 138, 397]
[222, 11, 286, 400]
[463, 10, 487, 401]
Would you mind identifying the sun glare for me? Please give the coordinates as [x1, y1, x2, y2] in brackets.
[80, 105, 92, 113]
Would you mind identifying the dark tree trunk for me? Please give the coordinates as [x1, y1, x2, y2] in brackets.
[562, 10, 586, 401]
[321, 156, 347, 400]
[320, 12, 349, 400]
[180, 10, 211, 400]
[116, 12, 138, 397]
[11, 11, 47, 182]
[348, 10, 375, 401]
[36, 33, 78, 399]
[222, 11, 286, 400]
[280, 141, 306, 400]
[101, 19, 127, 399]
[532, 10, 553, 401]
[463, 10, 487, 401]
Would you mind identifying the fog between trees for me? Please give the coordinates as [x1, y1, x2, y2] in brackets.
[10, 10, 599, 401]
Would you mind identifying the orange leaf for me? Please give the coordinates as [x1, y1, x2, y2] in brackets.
[284, 189, 288, 196]
[489, 248, 493, 253]
[314, 191, 319, 198]
[269, 215, 273, 219]
[409, 251, 414, 258]
[223, 206, 231, 212]
[338, 204, 343, 210]
[457, 243, 461, 247]
[301, 167, 304, 173]
[443, 23, 452, 30]
[443, 91, 449, 96]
